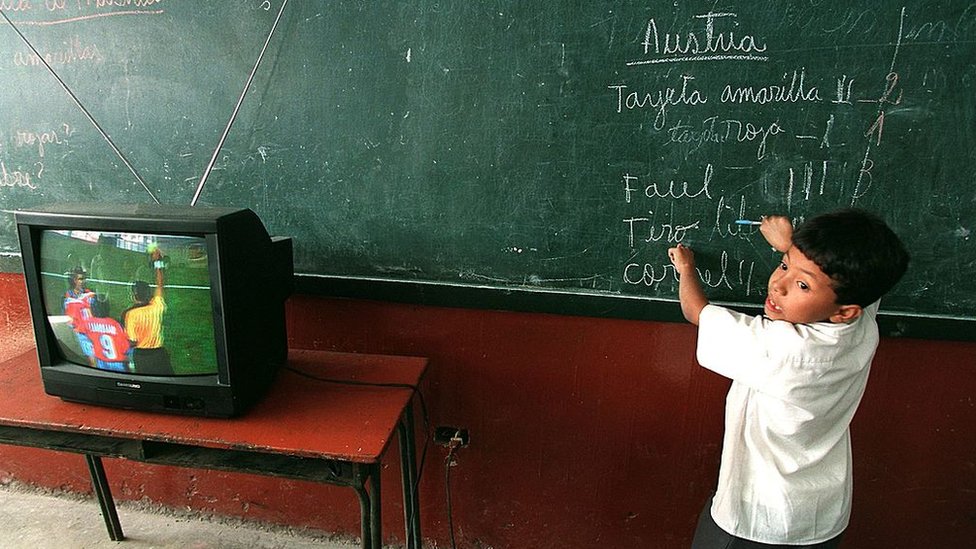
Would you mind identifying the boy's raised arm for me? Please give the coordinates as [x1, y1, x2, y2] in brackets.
[668, 244, 708, 326]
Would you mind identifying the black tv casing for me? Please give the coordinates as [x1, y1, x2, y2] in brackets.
[15, 203, 293, 418]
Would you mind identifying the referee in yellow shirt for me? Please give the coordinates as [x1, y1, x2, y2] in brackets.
[123, 244, 173, 375]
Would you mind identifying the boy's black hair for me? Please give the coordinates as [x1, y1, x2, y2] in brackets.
[792, 208, 909, 307]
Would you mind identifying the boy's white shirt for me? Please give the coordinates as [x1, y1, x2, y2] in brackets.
[696, 301, 880, 545]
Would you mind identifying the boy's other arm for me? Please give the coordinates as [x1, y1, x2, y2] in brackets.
[760, 215, 793, 252]
[667, 244, 708, 325]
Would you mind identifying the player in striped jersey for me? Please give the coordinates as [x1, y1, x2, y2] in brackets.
[63, 266, 96, 359]
[63, 267, 95, 326]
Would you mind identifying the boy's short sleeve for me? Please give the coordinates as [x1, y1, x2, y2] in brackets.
[696, 304, 814, 399]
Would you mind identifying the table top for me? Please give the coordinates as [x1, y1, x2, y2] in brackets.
[0, 348, 427, 463]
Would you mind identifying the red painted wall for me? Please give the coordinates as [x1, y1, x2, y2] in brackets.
[1, 272, 974, 547]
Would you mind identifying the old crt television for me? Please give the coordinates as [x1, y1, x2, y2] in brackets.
[15, 204, 293, 417]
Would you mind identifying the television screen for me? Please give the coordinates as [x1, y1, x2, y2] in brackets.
[39, 229, 218, 377]
[16, 204, 293, 417]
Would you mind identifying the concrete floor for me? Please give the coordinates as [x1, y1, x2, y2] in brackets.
[0, 481, 361, 549]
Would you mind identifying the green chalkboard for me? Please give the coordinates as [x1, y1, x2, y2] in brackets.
[1, 1, 975, 325]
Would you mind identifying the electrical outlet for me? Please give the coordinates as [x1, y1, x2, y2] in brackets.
[434, 426, 470, 447]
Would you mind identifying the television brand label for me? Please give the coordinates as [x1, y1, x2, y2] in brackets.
[116, 382, 142, 390]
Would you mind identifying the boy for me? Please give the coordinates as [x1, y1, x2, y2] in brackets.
[667, 209, 909, 548]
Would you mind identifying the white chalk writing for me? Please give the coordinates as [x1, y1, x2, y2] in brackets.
[608, 7, 915, 299]
[13, 124, 73, 157]
[2, 0, 164, 30]
[720, 69, 821, 105]
[608, 76, 707, 130]
[12, 35, 103, 67]
[632, 12, 768, 65]
[0, 159, 40, 190]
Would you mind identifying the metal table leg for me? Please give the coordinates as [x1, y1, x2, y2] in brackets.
[398, 403, 422, 549]
[369, 465, 382, 549]
[353, 464, 384, 549]
[84, 454, 124, 541]
[353, 483, 371, 549]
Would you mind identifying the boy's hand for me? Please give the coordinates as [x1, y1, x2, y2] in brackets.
[760, 216, 793, 252]
[667, 243, 707, 326]
[667, 243, 696, 275]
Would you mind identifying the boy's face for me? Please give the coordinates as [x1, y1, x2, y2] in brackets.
[765, 246, 861, 324]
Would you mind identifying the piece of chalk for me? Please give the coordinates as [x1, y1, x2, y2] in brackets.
[735, 220, 762, 226]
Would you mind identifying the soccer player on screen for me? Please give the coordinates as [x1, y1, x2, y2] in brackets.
[63, 266, 96, 357]
[77, 296, 132, 372]
[122, 243, 173, 375]
[63, 266, 95, 326]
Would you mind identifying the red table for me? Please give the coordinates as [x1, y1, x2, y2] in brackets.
[0, 348, 427, 549]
